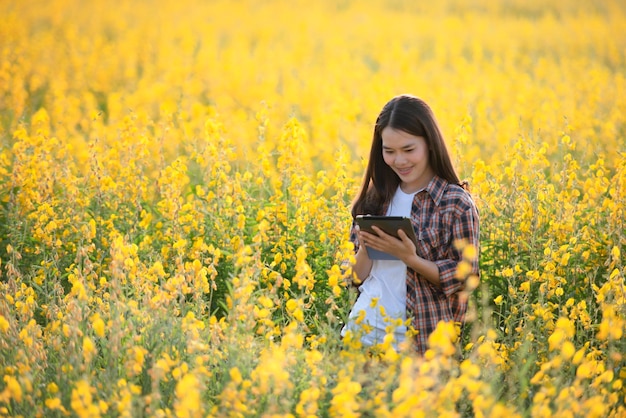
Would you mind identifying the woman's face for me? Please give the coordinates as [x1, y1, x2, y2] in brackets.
[381, 126, 434, 193]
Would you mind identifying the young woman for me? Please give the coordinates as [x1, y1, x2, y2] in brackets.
[341, 94, 480, 355]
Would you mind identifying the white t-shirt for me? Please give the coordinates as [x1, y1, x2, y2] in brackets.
[342, 186, 419, 349]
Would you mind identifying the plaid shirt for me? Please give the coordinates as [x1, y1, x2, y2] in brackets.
[351, 175, 480, 354]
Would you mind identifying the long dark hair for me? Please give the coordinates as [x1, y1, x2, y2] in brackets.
[351, 94, 461, 218]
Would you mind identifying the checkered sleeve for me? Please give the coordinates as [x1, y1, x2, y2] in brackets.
[434, 195, 480, 298]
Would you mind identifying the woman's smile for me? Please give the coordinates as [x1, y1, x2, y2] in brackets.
[395, 166, 413, 176]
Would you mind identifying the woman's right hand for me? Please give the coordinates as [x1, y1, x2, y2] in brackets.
[352, 226, 373, 284]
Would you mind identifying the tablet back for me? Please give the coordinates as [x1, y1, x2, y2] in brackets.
[355, 216, 417, 261]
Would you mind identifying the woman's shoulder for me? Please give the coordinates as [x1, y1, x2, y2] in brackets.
[441, 182, 477, 211]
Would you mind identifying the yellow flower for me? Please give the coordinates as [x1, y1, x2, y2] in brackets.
[297, 387, 320, 416]
[91, 314, 105, 338]
[294, 308, 305, 322]
[501, 267, 514, 278]
[229, 367, 243, 385]
[285, 298, 297, 313]
[555, 317, 575, 338]
[462, 243, 478, 260]
[519, 281, 530, 292]
[175, 373, 203, 418]
[258, 295, 274, 308]
[455, 260, 472, 279]
[83, 337, 97, 362]
[2, 376, 22, 403]
[560, 341, 575, 360]
[610, 245, 620, 260]
[45, 397, 62, 410]
[0, 315, 9, 332]
[70, 380, 97, 417]
[576, 362, 593, 379]
[427, 321, 458, 357]
[47, 382, 59, 394]
[572, 348, 586, 365]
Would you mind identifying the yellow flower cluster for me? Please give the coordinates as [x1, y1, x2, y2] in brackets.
[0, 0, 625, 416]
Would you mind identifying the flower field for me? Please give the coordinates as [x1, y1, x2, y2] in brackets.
[1, 0, 625, 416]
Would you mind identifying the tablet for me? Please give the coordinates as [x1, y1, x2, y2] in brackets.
[355, 215, 417, 260]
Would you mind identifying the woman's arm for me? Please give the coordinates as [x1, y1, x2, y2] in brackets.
[360, 227, 442, 287]
[352, 244, 373, 284]
[404, 250, 441, 287]
[432, 204, 480, 298]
